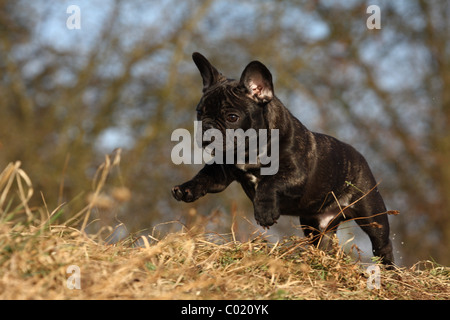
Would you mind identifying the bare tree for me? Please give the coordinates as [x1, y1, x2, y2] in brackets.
[0, 0, 448, 265]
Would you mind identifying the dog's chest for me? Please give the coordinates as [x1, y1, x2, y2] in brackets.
[241, 172, 259, 199]
[245, 172, 259, 187]
[233, 164, 260, 194]
[235, 164, 260, 181]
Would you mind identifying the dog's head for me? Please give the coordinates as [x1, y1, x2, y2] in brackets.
[192, 52, 274, 138]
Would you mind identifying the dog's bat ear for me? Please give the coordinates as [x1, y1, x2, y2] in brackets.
[239, 61, 274, 104]
[192, 52, 225, 92]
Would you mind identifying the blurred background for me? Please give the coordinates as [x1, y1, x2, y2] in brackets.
[0, 0, 449, 266]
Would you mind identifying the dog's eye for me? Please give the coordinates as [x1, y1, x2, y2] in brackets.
[226, 114, 239, 123]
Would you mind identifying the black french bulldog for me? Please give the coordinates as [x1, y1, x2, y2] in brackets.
[172, 52, 394, 265]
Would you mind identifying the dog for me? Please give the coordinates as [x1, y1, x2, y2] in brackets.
[172, 52, 394, 265]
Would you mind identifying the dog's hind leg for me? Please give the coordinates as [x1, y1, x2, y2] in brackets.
[351, 196, 394, 266]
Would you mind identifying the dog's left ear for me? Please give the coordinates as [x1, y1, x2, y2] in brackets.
[239, 61, 274, 104]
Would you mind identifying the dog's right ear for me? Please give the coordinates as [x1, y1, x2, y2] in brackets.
[192, 52, 225, 92]
[239, 61, 274, 104]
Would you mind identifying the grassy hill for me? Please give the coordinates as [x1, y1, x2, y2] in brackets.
[0, 161, 449, 300]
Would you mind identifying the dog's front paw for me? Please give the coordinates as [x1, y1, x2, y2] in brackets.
[254, 207, 280, 229]
[172, 181, 206, 203]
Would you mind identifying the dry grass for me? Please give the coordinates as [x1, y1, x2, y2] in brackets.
[0, 160, 449, 300]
